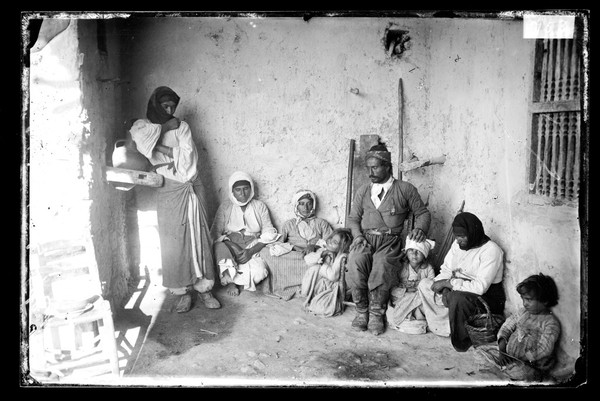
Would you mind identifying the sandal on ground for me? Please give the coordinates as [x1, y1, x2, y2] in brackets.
[175, 293, 192, 313]
[199, 291, 221, 309]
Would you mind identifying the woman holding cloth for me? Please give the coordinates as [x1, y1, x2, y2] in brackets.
[130, 86, 220, 313]
[210, 171, 277, 296]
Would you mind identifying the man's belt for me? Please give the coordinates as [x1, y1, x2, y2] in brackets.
[364, 228, 402, 237]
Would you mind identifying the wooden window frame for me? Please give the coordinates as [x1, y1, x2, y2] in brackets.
[527, 35, 582, 208]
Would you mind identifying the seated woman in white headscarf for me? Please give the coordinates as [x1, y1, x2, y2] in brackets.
[280, 190, 333, 262]
[210, 171, 278, 296]
[259, 190, 333, 300]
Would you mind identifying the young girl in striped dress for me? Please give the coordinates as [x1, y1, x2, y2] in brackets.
[475, 273, 561, 382]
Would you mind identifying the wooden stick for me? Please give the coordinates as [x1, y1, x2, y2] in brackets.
[345, 139, 355, 226]
[497, 350, 530, 365]
[399, 155, 447, 172]
[398, 78, 404, 180]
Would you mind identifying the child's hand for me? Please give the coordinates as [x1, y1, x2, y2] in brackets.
[302, 244, 318, 256]
[497, 353, 511, 367]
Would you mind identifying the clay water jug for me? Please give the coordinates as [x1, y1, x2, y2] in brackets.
[111, 136, 151, 172]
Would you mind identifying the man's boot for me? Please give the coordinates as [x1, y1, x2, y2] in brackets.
[367, 288, 390, 336]
[351, 288, 369, 331]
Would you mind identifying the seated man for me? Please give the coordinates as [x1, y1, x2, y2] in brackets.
[346, 144, 431, 336]
[210, 171, 277, 296]
[417, 211, 506, 352]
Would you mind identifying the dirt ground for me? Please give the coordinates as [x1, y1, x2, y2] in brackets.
[24, 215, 551, 388]
[101, 264, 524, 388]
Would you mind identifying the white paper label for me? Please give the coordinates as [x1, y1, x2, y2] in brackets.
[523, 15, 575, 39]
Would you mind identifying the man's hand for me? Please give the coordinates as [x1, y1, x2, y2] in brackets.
[349, 235, 367, 252]
[408, 228, 426, 242]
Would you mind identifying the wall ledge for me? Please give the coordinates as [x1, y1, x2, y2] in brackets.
[526, 193, 578, 209]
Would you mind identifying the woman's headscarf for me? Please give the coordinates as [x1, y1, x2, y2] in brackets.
[292, 190, 317, 220]
[228, 171, 255, 207]
[452, 212, 490, 250]
[146, 86, 181, 124]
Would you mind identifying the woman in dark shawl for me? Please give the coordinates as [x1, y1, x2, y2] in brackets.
[130, 86, 220, 313]
[417, 212, 506, 351]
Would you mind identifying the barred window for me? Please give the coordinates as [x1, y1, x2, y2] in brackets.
[529, 37, 582, 202]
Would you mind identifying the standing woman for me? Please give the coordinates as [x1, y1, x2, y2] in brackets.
[130, 86, 220, 313]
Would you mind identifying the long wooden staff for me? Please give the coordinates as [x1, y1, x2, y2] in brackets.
[345, 139, 356, 227]
[397, 78, 404, 181]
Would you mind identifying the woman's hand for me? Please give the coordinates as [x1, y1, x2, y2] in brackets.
[161, 117, 181, 133]
[237, 242, 266, 264]
[236, 249, 253, 265]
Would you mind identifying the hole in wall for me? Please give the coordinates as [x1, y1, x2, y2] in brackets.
[384, 28, 410, 58]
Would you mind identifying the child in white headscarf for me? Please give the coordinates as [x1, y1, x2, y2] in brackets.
[389, 236, 436, 334]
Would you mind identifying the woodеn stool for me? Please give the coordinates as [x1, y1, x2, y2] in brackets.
[43, 297, 119, 379]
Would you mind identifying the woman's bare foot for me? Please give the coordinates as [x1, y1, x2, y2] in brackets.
[220, 270, 233, 286]
[226, 282, 241, 296]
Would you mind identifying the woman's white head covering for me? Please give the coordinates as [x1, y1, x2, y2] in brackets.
[292, 189, 316, 219]
[228, 171, 255, 207]
[404, 236, 435, 258]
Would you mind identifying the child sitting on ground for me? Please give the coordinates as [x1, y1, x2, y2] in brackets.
[475, 273, 561, 382]
[300, 228, 353, 317]
[389, 236, 436, 334]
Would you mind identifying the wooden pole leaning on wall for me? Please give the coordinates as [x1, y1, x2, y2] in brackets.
[345, 139, 355, 227]
[397, 77, 404, 181]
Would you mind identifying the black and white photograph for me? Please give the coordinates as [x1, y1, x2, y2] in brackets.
[19, 9, 589, 388]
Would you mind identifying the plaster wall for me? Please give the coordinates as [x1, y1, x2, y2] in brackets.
[117, 16, 582, 376]
[28, 19, 133, 310]
[401, 19, 581, 375]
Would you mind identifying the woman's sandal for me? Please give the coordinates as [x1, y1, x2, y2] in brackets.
[175, 293, 193, 313]
[199, 291, 221, 309]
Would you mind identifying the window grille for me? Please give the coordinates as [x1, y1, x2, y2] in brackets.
[529, 38, 581, 202]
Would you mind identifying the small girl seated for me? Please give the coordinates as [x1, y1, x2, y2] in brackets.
[475, 273, 561, 382]
[389, 236, 436, 334]
[300, 228, 353, 317]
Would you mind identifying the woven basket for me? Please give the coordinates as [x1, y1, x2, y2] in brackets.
[465, 296, 505, 347]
